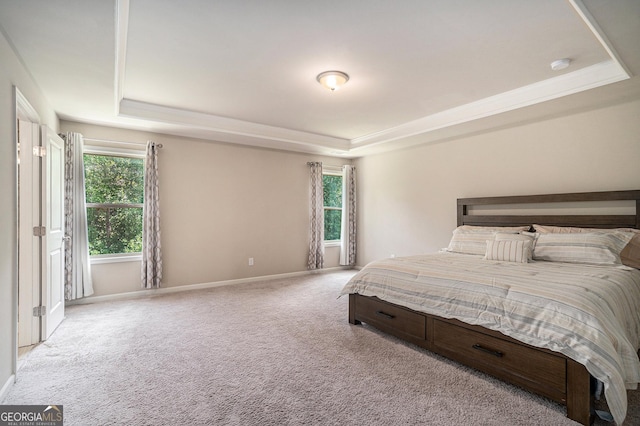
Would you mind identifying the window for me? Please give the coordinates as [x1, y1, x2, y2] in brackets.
[323, 172, 343, 241]
[84, 152, 144, 256]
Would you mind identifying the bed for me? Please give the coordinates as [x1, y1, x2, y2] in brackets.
[341, 190, 640, 425]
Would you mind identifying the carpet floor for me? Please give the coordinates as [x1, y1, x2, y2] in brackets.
[3, 270, 638, 425]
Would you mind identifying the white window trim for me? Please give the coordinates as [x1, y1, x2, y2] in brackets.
[84, 143, 145, 158]
[324, 240, 341, 248]
[91, 253, 142, 264]
[84, 146, 145, 260]
[322, 165, 343, 176]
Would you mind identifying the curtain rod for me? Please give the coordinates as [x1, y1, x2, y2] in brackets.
[83, 137, 163, 148]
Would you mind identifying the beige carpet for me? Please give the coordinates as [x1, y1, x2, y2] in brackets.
[3, 271, 637, 425]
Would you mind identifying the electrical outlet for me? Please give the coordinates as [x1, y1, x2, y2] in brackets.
[248, 257, 254, 266]
[390, 254, 395, 258]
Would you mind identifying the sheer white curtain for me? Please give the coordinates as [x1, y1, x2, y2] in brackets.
[63, 132, 94, 300]
[141, 141, 162, 289]
[339, 165, 356, 266]
[308, 162, 324, 270]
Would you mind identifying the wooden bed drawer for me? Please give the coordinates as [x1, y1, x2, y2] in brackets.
[432, 319, 566, 401]
[355, 296, 425, 340]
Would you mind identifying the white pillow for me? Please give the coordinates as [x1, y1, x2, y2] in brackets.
[485, 239, 532, 263]
[446, 226, 530, 255]
[533, 232, 634, 265]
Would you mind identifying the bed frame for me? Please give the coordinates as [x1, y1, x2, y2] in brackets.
[349, 189, 640, 426]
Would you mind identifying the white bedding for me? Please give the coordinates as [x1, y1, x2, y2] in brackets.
[340, 252, 640, 424]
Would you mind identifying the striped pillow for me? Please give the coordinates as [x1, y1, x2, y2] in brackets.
[446, 226, 530, 255]
[494, 232, 537, 261]
[533, 232, 634, 265]
[533, 224, 640, 269]
[485, 240, 532, 263]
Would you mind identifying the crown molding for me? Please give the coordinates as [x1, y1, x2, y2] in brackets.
[118, 98, 351, 152]
[568, 0, 632, 77]
[350, 59, 629, 149]
[349, 0, 631, 151]
[118, 58, 628, 155]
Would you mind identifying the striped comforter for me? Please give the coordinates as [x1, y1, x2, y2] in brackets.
[340, 252, 640, 425]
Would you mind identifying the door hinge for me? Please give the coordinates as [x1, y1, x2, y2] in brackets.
[33, 226, 46, 237]
[33, 146, 46, 157]
[33, 306, 47, 317]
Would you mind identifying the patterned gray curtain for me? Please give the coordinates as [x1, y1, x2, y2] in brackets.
[307, 162, 324, 270]
[339, 165, 356, 266]
[63, 132, 94, 300]
[141, 141, 162, 289]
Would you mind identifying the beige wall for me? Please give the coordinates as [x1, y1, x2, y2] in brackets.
[60, 122, 347, 297]
[354, 98, 640, 266]
[0, 32, 59, 394]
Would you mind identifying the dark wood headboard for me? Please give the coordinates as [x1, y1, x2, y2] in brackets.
[457, 190, 640, 229]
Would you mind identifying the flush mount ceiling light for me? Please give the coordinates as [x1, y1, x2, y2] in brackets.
[550, 58, 572, 71]
[316, 70, 349, 91]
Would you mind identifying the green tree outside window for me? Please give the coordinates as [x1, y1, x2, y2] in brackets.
[84, 153, 144, 255]
[323, 174, 342, 241]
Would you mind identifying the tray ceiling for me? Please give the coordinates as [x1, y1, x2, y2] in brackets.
[1, 0, 637, 156]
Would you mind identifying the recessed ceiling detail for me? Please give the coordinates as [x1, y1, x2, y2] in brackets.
[0, 0, 635, 157]
[114, 0, 630, 155]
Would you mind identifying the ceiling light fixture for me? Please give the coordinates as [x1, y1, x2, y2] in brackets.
[316, 71, 349, 91]
[550, 58, 571, 71]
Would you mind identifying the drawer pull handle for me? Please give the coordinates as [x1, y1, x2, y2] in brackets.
[376, 310, 395, 319]
[472, 344, 503, 358]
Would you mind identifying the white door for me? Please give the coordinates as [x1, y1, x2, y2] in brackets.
[17, 119, 41, 346]
[41, 126, 65, 339]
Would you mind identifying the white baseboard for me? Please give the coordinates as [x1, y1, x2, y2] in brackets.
[68, 266, 354, 305]
[0, 374, 15, 403]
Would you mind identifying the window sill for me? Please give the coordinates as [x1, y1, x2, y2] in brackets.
[324, 241, 341, 248]
[91, 253, 142, 265]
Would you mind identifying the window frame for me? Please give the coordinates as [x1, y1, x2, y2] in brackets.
[322, 166, 343, 247]
[83, 144, 146, 262]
